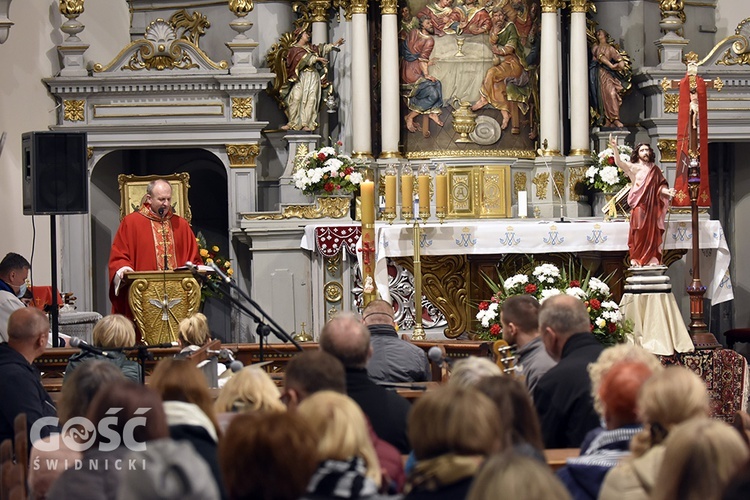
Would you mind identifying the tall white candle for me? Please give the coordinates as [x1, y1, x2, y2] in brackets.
[518, 191, 528, 218]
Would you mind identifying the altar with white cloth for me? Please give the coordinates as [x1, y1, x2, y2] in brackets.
[301, 218, 732, 338]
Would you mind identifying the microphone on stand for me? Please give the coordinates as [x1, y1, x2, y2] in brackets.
[209, 261, 231, 284]
[70, 337, 117, 359]
[427, 346, 454, 367]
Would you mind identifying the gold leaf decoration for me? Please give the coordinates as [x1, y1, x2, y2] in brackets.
[533, 172, 549, 200]
[63, 99, 85, 122]
[226, 144, 260, 167]
[664, 93, 679, 113]
[231, 97, 253, 119]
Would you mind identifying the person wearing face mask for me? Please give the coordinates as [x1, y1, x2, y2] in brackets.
[0, 252, 30, 343]
[108, 179, 202, 326]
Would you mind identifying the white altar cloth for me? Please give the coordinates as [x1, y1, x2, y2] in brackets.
[301, 219, 733, 306]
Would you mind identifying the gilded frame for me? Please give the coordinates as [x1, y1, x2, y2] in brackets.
[118, 172, 192, 224]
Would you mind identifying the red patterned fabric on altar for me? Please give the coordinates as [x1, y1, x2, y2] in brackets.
[660, 349, 748, 423]
[315, 226, 362, 257]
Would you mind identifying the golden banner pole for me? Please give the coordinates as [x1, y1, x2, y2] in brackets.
[360, 176, 378, 307]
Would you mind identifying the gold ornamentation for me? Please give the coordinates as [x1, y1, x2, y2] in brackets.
[451, 100, 477, 143]
[660, 77, 671, 93]
[713, 77, 724, 91]
[243, 196, 351, 220]
[540, 0, 559, 13]
[664, 93, 679, 113]
[231, 97, 253, 118]
[445, 166, 511, 218]
[406, 149, 535, 159]
[351, 0, 367, 15]
[379, 151, 401, 159]
[128, 272, 201, 345]
[553, 171, 565, 201]
[293, 144, 309, 175]
[325, 253, 341, 276]
[569, 0, 586, 13]
[324, 281, 343, 302]
[657, 139, 678, 162]
[293, 322, 313, 342]
[229, 0, 254, 17]
[327, 306, 339, 320]
[394, 255, 469, 339]
[63, 99, 85, 122]
[684, 50, 699, 64]
[169, 9, 210, 46]
[87, 147, 93, 159]
[533, 172, 549, 200]
[568, 149, 590, 157]
[308, 0, 331, 22]
[226, 143, 259, 167]
[513, 172, 527, 194]
[59, 0, 83, 19]
[380, 0, 397, 15]
[568, 167, 586, 202]
[332, 0, 353, 21]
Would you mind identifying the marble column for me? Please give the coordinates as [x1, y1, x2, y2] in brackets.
[568, 0, 589, 156]
[379, 0, 400, 159]
[539, 0, 561, 156]
[350, 0, 373, 158]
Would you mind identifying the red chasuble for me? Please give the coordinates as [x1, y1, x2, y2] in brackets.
[108, 204, 202, 320]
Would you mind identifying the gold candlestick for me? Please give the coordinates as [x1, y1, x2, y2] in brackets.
[435, 163, 447, 223]
[411, 218, 425, 341]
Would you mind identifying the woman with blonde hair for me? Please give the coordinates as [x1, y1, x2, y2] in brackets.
[599, 366, 711, 500]
[177, 312, 211, 349]
[405, 385, 504, 499]
[214, 365, 285, 431]
[64, 313, 141, 382]
[151, 358, 225, 498]
[467, 452, 571, 500]
[297, 391, 391, 499]
[651, 418, 748, 500]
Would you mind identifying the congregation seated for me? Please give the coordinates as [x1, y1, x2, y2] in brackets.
[283, 350, 406, 494]
[0, 308, 57, 446]
[404, 385, 503, 499]
[446, 356, 502, 388]
[599, 366, 711, 500]
[320, 313, 412, 454]
[298, 391, 396, 499]
[28, 360, 125, 500]
[46, 380, 170, 500]
[219, 411, 319, 500]
[651, 418, 748, 500]
[213, 365, 286, 433]
[475, 375, 546, 462]
[175, 312, 227, 381]
[151, 358, 226, 499]
[467, 452, 572, 500]
[64, 314, 141, 383]
[556, 360, 654, 500]
[362, 299, 431, 383]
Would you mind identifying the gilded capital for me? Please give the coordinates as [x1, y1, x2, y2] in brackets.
[569, 0, 586, 13]
[229, 0, 254, 16]
[351, 0, 367, 15]
[59, 0, 84, 19]
[540, 0, 559, 13]
[380, 0, 397, 15]
[309, 0, 331, 22]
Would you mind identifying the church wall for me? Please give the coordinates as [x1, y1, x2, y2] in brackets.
[0, 0, 128, 287]
[733, 142, 750, 329]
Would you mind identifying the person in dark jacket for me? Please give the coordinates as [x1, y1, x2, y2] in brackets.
[64, 314, 141, 382]
[0, 307, 57, 445]
[533, 295, 605, 449]
[320, 313, 413, 454]
[362, 299, 431, 383]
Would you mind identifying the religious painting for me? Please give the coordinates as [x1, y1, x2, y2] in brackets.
[399, 0, 540, 158]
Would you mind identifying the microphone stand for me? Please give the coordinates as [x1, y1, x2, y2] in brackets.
[117, 343, 178, 385]
[191, 266, 303, 362]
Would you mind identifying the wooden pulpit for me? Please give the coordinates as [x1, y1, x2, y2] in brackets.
[125, 270, 202, 345]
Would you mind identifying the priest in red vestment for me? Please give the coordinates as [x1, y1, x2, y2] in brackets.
[108, 179, 202, 324]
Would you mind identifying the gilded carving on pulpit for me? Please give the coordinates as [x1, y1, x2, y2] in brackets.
[399, 0, 540, 158]
[588, 28, 632, 128]
[267, 27, 345, 131]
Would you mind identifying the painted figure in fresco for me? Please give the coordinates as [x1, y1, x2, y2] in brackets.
[470, 9, 527, 131]
[608, 135, 676, 267]
[400, 17, 445, 135]
[590, 29, 629, 129]
[417, 0, 462, 37]
[280, 28, 344, 131]
[456, 0, 492, 35]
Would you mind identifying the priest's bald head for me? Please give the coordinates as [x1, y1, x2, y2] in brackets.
[319, 313, 372, 369]
[145, 179, 172, 218]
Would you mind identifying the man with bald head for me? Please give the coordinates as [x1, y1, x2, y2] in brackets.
[533, 295, 605, 449]
[108, 179, 202, 323]
[0, 308, 57, 443]
[320, 313, 412, 453]
[362, 299, 430, 383]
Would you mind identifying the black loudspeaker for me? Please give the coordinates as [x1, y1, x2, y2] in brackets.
[22, 131, 88, 215]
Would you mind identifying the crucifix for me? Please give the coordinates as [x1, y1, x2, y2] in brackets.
[661, 51, 723, 348]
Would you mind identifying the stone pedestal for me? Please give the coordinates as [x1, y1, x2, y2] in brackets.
[279, 134, 320, 205]
[625, 265, 672, 293]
